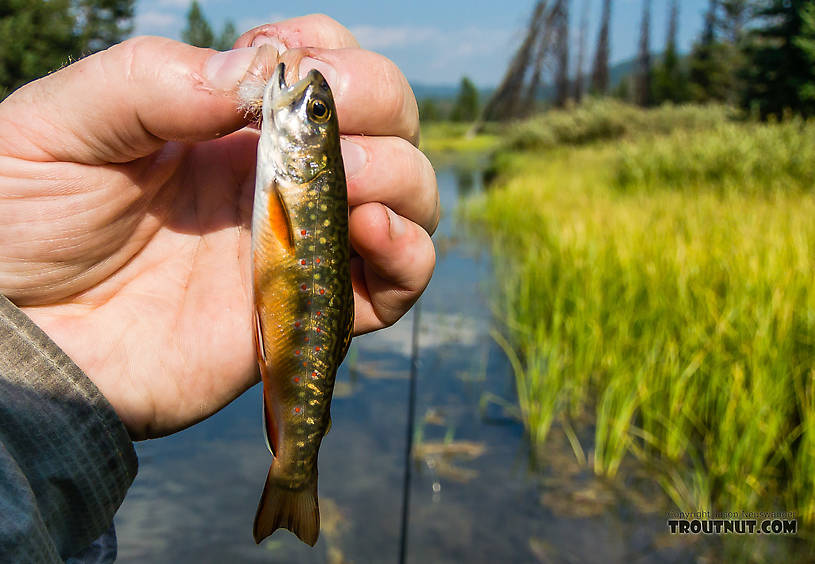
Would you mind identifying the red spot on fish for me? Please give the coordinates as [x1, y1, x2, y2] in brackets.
[304, 336, 309, 342]
[295, 350, 301, 355]
[316, 311, 321, 316]
[315, 346, 321, 352]
[312, 371, 317, 378]
[315, 258, 321, 264]
[316, 327, 321, 333]
[295, 407, 301, 413]
[294, 377, 300, 383]
[295, 321, 301, 328]
[307, 300, 312, 305]
[302, 361, 307, 367]
[319, 289, 325, 295]
[301, 230, 307, 236]
[301, 284, 307, 290]
[301, 259, 306, 265]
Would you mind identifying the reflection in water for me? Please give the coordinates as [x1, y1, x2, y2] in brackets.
[455, 168, 475, 197]
[114, 156, 699, 563]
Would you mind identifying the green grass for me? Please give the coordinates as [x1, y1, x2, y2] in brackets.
[420, 121, 502, 156]
[502, 98, 738, 151]
[464, 109, 815, 544]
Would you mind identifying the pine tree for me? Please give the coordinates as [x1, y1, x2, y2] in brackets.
[74, 0, 135, 54]
[796, 2, 815, 104]
[182, 0, 214, 48]
[214, 20, 238, 51]
[744, 0, 815, 117]
[451, 76, 479, 122]
[1, 0, 133, 97]
[653, 0, 686, 103]
[591, 0, 612, 94]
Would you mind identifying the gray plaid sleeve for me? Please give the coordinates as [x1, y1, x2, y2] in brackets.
[0, 295, 137, 562]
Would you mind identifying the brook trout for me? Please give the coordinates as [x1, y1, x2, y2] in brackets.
[251, 63, 354, 546]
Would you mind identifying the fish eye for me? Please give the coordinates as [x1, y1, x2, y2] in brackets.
[308, 99, 330, 123]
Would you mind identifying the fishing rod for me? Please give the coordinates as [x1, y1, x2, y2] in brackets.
[398, 300, 421, 564]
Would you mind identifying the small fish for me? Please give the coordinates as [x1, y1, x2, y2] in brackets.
[250, 62, 354, 546]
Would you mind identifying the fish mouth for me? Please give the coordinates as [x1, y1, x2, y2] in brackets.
[267, 62, 326, 110]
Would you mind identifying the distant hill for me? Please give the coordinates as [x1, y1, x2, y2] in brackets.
[410, 82, 494, 101]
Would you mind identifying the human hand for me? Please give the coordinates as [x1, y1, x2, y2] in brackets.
[0, 15, 437, 440]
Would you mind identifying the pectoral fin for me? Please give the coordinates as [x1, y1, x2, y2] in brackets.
[267, 181, 295, 253]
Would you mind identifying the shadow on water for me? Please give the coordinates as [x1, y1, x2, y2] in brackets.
[115, 153, 700, 563]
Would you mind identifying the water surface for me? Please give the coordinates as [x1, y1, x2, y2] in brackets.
[115, 155, 692, 563]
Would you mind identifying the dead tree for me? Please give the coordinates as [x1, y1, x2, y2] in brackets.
[552, 0, 570, 107]
[635, 0, 652, 106]
[591, 0, 612, 94]
[481, 1, 548, 121]
[573, 0, 590, 101]
[523, 5, 560, 111]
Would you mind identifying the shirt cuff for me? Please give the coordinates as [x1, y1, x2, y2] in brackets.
[0, 295, 137, 561]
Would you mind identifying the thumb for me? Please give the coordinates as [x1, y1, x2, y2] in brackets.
[0, 36, 272, 164]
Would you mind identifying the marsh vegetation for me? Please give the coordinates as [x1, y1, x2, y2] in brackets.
[441, 102, 815, 558]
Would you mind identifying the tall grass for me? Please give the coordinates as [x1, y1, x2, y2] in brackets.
[465, 114, 815, 531]
[503, 98, 738, 151]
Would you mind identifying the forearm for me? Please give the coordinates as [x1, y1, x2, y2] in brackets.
[0, 295, 137, 561]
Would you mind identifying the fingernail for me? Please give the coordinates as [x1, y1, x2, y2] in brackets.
[204, 47, 260, 90]
[386, 207, 406, 239]
[341, 139, 368, 179]
[251, 34, 287, 54]
[299, 57, 338, 90]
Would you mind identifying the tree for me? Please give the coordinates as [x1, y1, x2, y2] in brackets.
[418, 98, 441, 122]
[0, 0, 133, 97]
[796, 2, 815, 105]
[591, 0, 612, 95]
[552, 0, 571, 107]
[743, 0, 815, 117]
[214, 19, 238, 51]
[653, 0, 687, 103]
[573, 0, 590, 101]
[635, 0, 652, 106]
[482, 1, 548, 121]
[182, 0, 214, 48]
[450, 77, 479, 122]
[74, 0, 135, 54]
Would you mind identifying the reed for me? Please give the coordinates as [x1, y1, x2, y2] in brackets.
[464, 111, 815, 532]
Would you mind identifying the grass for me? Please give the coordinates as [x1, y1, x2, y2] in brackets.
[463, 105, 815, 549]
[502, 98, 738, 151]
[420, 121, 502, 157]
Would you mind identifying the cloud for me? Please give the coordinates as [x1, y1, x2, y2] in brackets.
[236, 13, 289, 35]
[349, 25, 438, 50]
[134, 10, 182, 36]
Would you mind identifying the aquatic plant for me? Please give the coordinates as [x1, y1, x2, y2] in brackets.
[465, 114, 815, 534]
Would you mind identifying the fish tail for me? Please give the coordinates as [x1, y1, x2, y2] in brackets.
[253, 466, 320, 546]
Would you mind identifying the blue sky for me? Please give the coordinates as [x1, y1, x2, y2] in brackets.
[134, 0, 711, 87]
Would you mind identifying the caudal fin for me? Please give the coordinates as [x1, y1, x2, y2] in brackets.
[253, 466, 320, 546]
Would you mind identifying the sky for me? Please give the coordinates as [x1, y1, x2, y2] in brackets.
[133, 0, 712, 87]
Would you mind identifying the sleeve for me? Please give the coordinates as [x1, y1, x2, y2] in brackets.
[0, 295, 138, 562]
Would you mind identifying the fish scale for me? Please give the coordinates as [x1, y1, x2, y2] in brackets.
[250, 63, 354, 547]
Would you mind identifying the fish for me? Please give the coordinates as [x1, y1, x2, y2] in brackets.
[250, 62, 354, 547]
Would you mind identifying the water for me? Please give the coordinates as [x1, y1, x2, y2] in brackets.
[115, 155, 694, 563]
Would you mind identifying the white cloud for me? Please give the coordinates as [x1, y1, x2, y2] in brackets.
[156, 0, 192, 7]
[349, 25, 438, 50]
[134, 10, 182, 36]
[236, 13, 289, 35]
